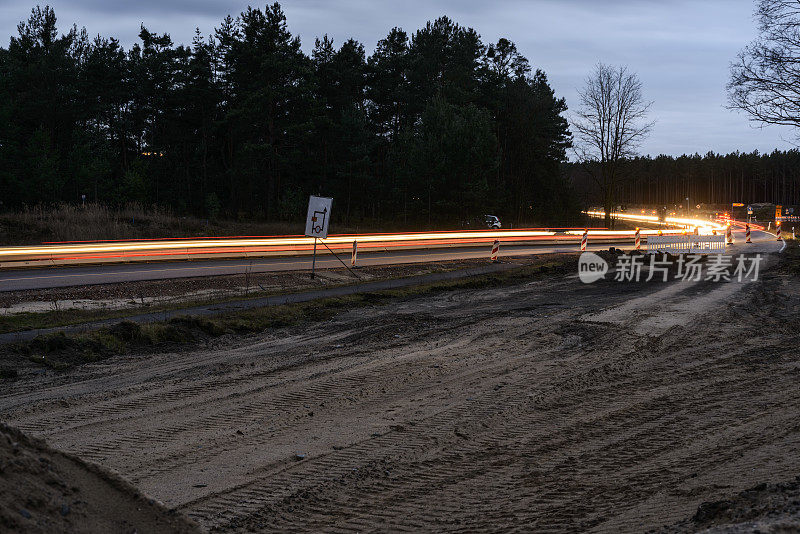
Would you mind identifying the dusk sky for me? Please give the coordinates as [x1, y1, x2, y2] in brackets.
[1, 0, 796, 157]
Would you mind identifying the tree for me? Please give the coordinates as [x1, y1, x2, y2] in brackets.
[0, 4, 580, 226]
[394, 98, 497, 224]
[728, 0, 800, 131]
[572, 63, 653, 227]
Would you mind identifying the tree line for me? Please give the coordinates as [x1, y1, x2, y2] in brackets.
[0, 4, 577, 227]
[567, 150, 800, 209]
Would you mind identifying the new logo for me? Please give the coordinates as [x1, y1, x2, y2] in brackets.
[578, 252, 608, 283]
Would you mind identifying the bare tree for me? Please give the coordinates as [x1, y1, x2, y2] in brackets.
[728, 0, 800, 130]
[572, 63, 653, 227]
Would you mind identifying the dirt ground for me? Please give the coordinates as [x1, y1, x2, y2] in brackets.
[1, 247, 799, 532]
[0, 257, 513, 313]
[0, 422, 200, 533]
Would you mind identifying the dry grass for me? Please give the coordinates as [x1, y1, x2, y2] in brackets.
[0, 203, 311, 245]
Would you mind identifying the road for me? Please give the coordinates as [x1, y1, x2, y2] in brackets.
[0, 230, 777, 291]
[0, 234, 795, 532]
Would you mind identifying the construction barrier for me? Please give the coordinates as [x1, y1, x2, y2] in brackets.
[491, 239, 500, 262]
[776, 223, 782, 240]
[746, 224, 752, 243]
[581, 229, 588, 252]
[647, 235, 726, 254]
[351, 240, 358, 267]
[727, 225, 734, 245]
[635, 228, 641, 251]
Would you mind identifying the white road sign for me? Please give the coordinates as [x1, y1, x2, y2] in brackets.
[305, 196, 332, 239]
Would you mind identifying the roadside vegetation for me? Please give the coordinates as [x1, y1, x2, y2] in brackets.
[0, 203, 309, 245]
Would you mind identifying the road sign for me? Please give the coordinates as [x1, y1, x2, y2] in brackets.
[732, 202, 744, 207]
[776, 205, 783, 219]
[747, 205, 753, 214]
[305, 196, 332, 239]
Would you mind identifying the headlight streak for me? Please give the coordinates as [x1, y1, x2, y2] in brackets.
[0, 212, 741, 268]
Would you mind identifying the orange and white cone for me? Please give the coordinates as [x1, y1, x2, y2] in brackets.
[776, 222, 782, 241]
[634, 228, 641, 251]
[745, 224, 752, 243]
[491, 239, 500, 262]
[351, 240, 358, 267]
[580, 229, 588, 252]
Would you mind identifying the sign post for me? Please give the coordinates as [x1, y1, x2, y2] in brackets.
[305, 196, 333, 279]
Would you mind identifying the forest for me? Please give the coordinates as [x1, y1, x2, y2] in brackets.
[0, 4, 576, 227]
[568, 150, 800, 210]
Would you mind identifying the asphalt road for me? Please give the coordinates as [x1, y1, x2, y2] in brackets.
[0, 230, 781, 292]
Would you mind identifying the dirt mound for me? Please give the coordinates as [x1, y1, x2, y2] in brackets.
[0, 422, 200, 533]
[662, 477, 800, 533]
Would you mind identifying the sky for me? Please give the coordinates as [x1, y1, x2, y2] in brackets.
[1, 0, 797, 157]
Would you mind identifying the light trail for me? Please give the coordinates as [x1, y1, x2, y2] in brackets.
[1, 229, 585, 266]
[583, 210, 728, 234]
[0, 211, 733, 268]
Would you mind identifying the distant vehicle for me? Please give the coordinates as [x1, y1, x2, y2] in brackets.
[484, 215, 501, 229]
[461, 215, 502, 229]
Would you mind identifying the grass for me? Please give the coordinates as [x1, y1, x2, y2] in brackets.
[1, 258, 575, 376]
[0, 286, 296, 335]
[0, 203, 308, 245]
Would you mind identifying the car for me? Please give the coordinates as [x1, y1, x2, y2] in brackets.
[484, 215, 501, 229]
[460, 215, 501, 229]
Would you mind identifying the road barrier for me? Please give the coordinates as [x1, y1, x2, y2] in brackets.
[726, 225, 734, 245]
[491, 239, 500, 262]
[777, 223, 782, 240]
[647, 235, 726, 254]
[746, 224, 752, 243]
[581, 229, 588, 252]
[635, 228, 641, 251]
[351, 240, 358, 267]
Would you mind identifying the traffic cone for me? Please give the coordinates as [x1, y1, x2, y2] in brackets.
[491, 239, 500, 262]
[634, 228, 641, 251]
[726, 225, 734, 245]
[776, 222, 782, 241]
[745, 224, 752, 243]
[580, 229, 588, 252]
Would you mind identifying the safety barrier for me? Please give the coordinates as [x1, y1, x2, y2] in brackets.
[491, 239, 500, 262]
[646, 235, 726, 254]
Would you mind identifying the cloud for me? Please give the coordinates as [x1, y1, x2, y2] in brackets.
[0, 0, 794, 155]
